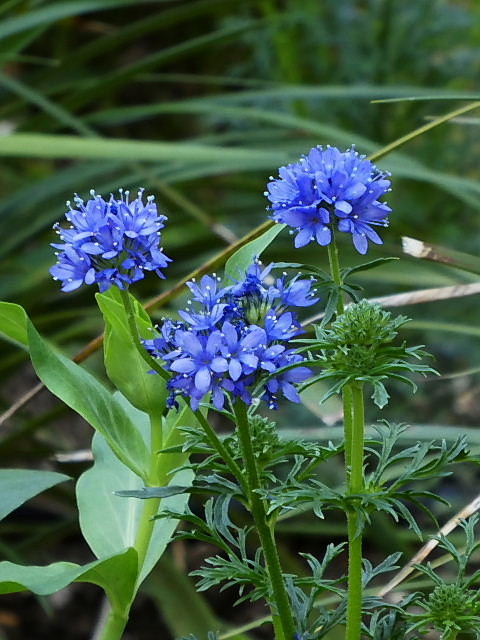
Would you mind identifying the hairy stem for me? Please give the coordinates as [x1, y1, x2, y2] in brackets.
[345, 382, 365, 640]
[233, 401, 296, 640]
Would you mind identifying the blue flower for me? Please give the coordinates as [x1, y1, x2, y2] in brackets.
[50, 188, 171, 292]
[264, 352, 312, 408]
[186, 274, 227, 309]
[219, 321, 263, 380]
[273, 274, 319, 308]
[167, 332, 226, 390]
[266, 146, 392, 254]
[146, 261, 316, 410]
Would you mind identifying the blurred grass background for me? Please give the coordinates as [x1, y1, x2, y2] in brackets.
[0, 1, 480, 638]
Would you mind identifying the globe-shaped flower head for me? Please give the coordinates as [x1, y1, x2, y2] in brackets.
[145, 261, 318, 411]
[50, 188, 171, 291]
[266, 146, 392, 254]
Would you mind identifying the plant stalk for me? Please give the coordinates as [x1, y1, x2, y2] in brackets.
[233, 401, 296, 640]
[345, 381, 365, 640]
[99, 296, 168, 640]
[326, 236, 354, 483]
[99, 413, 164, 640]
[193, 409, 248, 496]
[98, 609, 129, 640]
[326, 236, 365, 638]
[133, 412, 164, 577]
[326, 235, 345, 316]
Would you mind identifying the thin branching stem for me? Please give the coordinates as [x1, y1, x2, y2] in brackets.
[233, 401, 296, 640]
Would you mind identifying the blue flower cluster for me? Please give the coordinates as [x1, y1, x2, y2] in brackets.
[266, 146, 392, 254]
[50, 189, 171, 292]
[145, 262, 317, 410]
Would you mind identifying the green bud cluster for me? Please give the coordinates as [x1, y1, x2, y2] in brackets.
[426, 583, 477, 623]
[227, 416, 280, 463]
[318, 300, 408, 377]
[300, 299, 435, 408]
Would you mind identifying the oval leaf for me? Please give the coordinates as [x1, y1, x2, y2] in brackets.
[96, 289, 167, 415]
[224, 223, 285, 282]
[77, 398, 193, 585]
[0, 469, 70, 521]
[27, 322, 149, 480]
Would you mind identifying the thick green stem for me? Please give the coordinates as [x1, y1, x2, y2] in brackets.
[99, 414, 164, 640]
[98, 609, 129, 640]
[326, 238, 365, 638]
[99, 296, 169, 640]
[133, 412, 164, 578]
[345, 382, 365, 640]
[233, 402, 296, 640]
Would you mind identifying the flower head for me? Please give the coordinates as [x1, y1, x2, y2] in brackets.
[145, 260, 317, 410]
[266, 146, 392, 254]
[50, 188, 171, 292]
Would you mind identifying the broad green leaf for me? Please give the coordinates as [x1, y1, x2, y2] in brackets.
[96, 288, 167, 416]
[0, 548, 137, 612]
[224, 223, 285, 282]
[76, 398, 193, 585]
[0, 469, 70, 521]
[0, 302, 28, 347]
[27, 322, 149, 480]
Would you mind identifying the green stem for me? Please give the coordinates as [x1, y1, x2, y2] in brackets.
[233, 402, 296, 640]
[326, 237, 365, 638]
[120, 287, 169, 381]
[133, 412, 164, 577]
[100, 292, 169, 640]
[99, 413, 164, 640]
[326, 235, 354, 500]
[326, 232, 344, 316]
[193, 409, 248, 496]
[345, 382, 365, 640]
[99, 609, 129, 640]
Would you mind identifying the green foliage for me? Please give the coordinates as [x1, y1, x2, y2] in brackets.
[0, 301, 28, 347]
[0, 469, 69, 521]
[300, 300, 437, 408]
[2, 1, 480, 637]
[76, 399, 193, 584]
[223, 223, 285, 282]
[405, 516, 480, 639]
[27, 321, 150, 480]
[0, 548, 138, 612]
[258, 422, 470, 537]
[96, 288, 168, 415]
